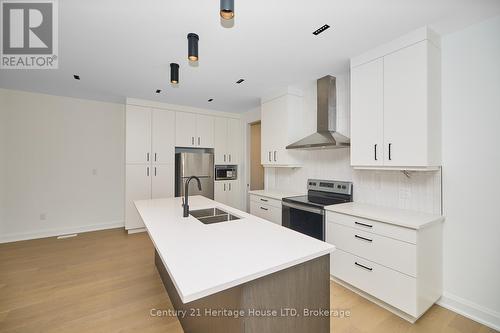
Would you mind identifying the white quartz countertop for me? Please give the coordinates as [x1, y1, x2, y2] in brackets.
[135, 196, 334, 303]
[325, 202, 444, 230]
[248, 190, 303, 200]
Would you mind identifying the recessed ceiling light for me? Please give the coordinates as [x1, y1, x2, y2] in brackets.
[156, 89, 161, 93]
[73, 75, 80, 80]
[312, 24, 330, 35]
[236, 79, 245, 84]
[208, 98, 214, 102]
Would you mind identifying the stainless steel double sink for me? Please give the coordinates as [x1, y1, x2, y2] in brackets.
[190, 208, 240, 224]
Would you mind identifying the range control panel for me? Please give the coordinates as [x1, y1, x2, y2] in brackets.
[307, 179, 353, 195]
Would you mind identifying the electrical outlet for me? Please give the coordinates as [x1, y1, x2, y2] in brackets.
[40, 213, 47, 221]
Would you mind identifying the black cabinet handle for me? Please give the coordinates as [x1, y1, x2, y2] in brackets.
[224, 183, 226, 191]
[154, 153, 157, 162]
[198, 137, 201, 146]
[192, 137, 195, 145]
[355, 221, 373, 228]
[355, 235, 373, 242]
[268, 151, 271, 162]
[355, 262, 373, 271]
[374, 144, 377, 161]
[274, 151, 277, 162]
[154, 167, 157, 177]
[260, 198, 268, 202]
[147, 167, 149, 177]
[260, 207, 268, 211]
[224, 154, 226, 162]
[388, 143, 392, 160]
[229, 183, 231, 191]
[147, 153, 150, 162]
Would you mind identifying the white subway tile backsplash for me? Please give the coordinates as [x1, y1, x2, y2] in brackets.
[265, 149, 441, 215]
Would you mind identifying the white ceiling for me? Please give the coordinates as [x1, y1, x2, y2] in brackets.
[1, 0, 500, 113]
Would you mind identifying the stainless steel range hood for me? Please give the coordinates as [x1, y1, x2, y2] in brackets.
[286, 75, 350, 150]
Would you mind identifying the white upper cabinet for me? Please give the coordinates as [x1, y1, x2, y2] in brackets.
[350, 58, 384, 166]
[176, 112, 214, 148]
[350, 27, 441, 169]
[152, 109, 175, 165]
[214, 117, 241, 164]
[261, 91, 302, 167]
[195, 114, 215, 148]
[175, 112, 197, 147]
[126, 105, 151, 164]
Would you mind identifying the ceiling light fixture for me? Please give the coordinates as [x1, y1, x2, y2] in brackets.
[236, 79, 245, 84]
[313, 24, 331, 35]
[187, 33, 199, 62]
[170, 63, 179, 84]
[220, 0, 234, 20]
[156, 89, 161, 93]
[73, 75, 80, 80]
[208, 98, 214, 102]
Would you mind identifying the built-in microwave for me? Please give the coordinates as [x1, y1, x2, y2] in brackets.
[215, 165, 237, 181]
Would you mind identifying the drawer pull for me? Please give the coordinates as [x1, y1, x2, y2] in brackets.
[260, 198, 268, 202]
[355, 221, 373, 228]
[355, 262, 373, 271]
[355, 235, 373, 242]
[260, 207, 268, 211]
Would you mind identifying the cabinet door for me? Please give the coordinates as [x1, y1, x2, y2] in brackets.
[227, 118, 241, 164]
[126, 106, 151, 164]
[261, 99, 281, 165]
[175, 112, 197, 147]
[227, 180, 240, 209]
[350, 58, 384, 166]
[383, 41, 428, 166]
[196, 114, 215, 148]
[214, 181, 227, 205]
[214, 117, 228, 164]
[151, 164, 174, 199]
[152, 109, 175, 164]
[125, 164, 151, 230]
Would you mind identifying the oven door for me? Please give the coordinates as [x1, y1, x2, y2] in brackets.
[282, 201, 325, 241]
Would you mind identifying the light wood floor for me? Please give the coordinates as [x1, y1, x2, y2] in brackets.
[0, 228, 496, 333]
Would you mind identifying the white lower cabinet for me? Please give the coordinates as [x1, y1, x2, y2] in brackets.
[326, 211, 442, 322]
[249, 194, 282, 225]
[126, 163, 174, 231]
[214, 180, 240, 210]
[125, 164, 152, 230]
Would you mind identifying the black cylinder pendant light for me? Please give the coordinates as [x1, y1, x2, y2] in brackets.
[170, 63, 179, 84]
[220, 0, 234, 20]
[187, 33, 199, 62]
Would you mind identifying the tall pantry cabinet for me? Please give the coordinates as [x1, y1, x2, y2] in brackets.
[125, 105, 175, 231]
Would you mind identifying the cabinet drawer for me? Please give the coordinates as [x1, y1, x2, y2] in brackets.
[327, 211, 416, 244]
[332, 249, 417, 316]
[250, 201, 282, 225]
[328, 222, 416, 277]
[250, 195, 282, 209]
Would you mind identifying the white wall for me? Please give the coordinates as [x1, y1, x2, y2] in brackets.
[0, 89, 125, 242]
[0, 90, 6, 234]
[440, 16, 500, 329]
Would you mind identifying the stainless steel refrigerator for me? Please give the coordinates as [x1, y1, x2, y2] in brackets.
[175, 152, 214, 199]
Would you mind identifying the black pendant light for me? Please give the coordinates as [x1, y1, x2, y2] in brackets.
[170, 63, 179, 84]
[187, 33, 199, 62]
[220, 0, 234, 20]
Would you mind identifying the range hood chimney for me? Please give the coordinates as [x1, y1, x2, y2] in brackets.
[286, 75, 350, 150]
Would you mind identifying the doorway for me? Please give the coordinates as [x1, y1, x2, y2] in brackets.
[249, 122, 264, 191]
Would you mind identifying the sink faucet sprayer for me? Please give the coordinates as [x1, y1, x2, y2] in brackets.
[183, 176, 202, 217]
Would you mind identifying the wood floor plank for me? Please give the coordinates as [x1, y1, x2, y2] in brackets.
[0, 228, 496, 333]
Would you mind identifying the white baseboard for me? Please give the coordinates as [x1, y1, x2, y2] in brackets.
[0, 221, 125, 244]
[437, 292, 500, 331]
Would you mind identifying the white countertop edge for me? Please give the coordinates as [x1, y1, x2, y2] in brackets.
[325, 205, 444, 230]
[159, 245, 334, 304]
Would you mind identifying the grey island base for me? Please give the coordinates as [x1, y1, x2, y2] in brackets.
[155, 251, 330, 333]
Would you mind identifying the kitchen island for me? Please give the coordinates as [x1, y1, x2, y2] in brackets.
[134, 195, 334, 333]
